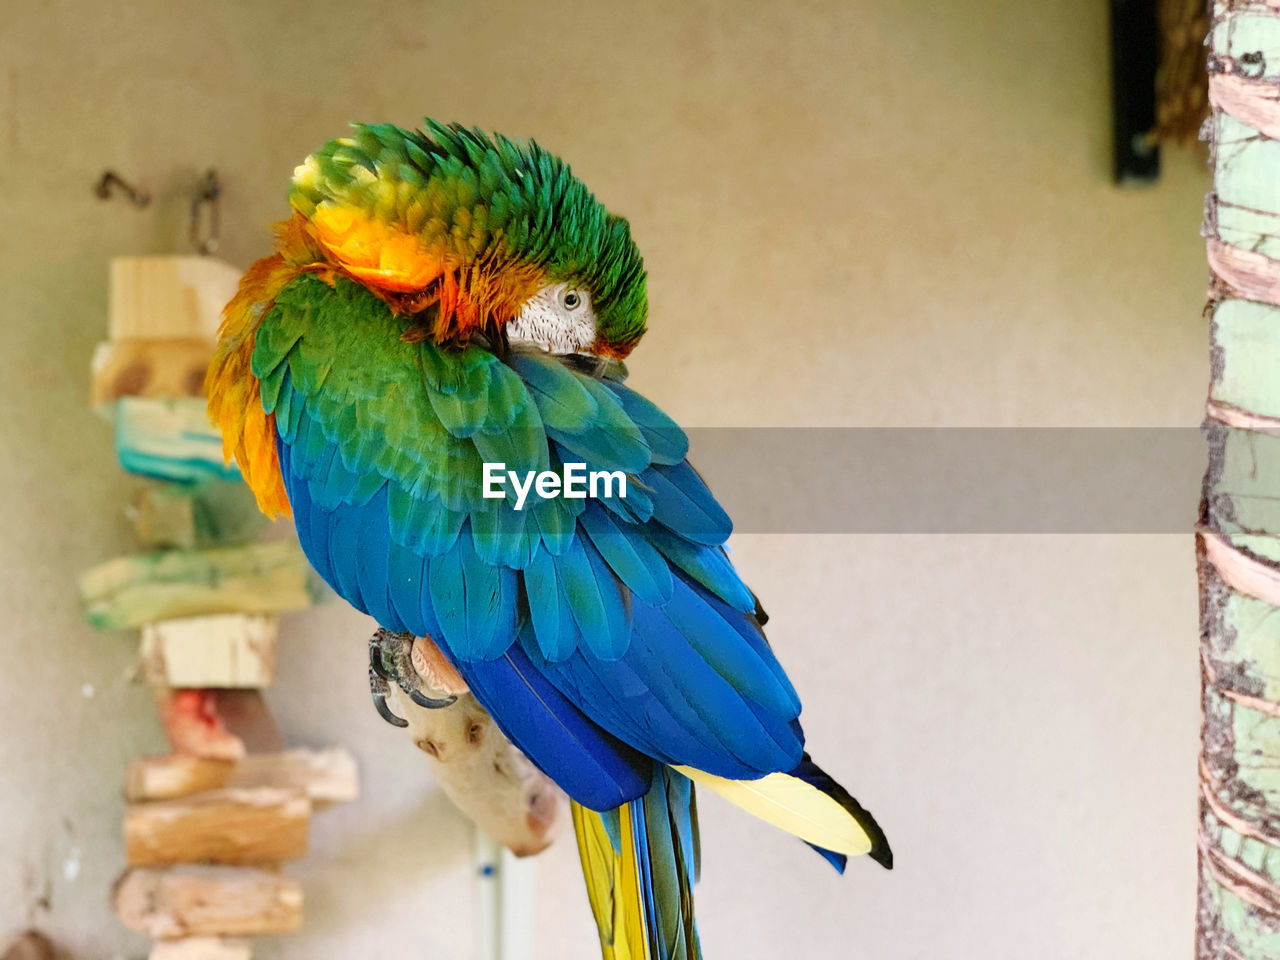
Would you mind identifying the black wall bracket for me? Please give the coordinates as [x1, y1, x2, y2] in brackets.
[1110, 0, 1161, 185]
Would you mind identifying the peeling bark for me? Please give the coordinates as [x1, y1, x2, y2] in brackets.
[1198, 5, 1280, 957]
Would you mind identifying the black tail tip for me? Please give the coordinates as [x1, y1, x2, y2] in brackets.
[794, 753, 893, 871]
[870, 840, 894, 870]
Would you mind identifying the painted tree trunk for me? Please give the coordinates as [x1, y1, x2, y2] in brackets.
[1198, 5, 1280, 957]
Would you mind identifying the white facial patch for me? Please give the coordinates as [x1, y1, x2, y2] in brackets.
[506, 282, 597, 354]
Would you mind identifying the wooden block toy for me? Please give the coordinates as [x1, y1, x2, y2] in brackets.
[115, 865, 303, 937]
[114, 396, 239, 484]
[131, 482, 198, 549]
[149, 937, 252, 960]
[124, 787, 310, 866]
[91, 253, 359, 955]
[126, 748, 359, 805]
[158, 690, 245, 761]
[91, 338, 213, 407]
[107, 256, 239, 342]
[226, 749, 359, 806]
[130, 481, 271, 551]
[78, 540, 321, 630]
[140, 614, 278, 689]
[125, 755, 234, 802]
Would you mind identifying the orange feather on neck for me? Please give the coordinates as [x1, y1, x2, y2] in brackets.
[205, 247, 303, 518]
[208, 206, 552, 518]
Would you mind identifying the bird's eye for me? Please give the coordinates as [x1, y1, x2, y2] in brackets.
[561, 290, 582, 311]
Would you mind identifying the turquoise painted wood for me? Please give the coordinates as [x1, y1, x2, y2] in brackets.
[115, 396, 241, 484]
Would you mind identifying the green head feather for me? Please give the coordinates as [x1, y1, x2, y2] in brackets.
[289, 119, 648, 354]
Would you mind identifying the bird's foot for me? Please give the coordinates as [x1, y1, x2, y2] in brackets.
[368, 628, 458, 727]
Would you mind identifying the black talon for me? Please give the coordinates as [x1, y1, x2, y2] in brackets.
[409, 689, 458, 709]
[369, 664, 408, 727]
[373, 692, 409, 727]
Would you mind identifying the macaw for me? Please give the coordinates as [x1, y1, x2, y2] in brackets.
[207, 120, 891, 959]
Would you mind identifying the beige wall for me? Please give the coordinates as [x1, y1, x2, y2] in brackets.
[0, 2, 1208, 958]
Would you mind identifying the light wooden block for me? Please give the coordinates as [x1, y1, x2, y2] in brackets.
[116, 865, 302, 937]
[141, 614, 277, 689]
[127, 749, 358, 805]
[227, 749, 359, 806]
[108, 256, 240, 342]
[78, 540, 321, 630]
[125, 788, 310, 866]
[149, 938, 252, 960]
[125, 755, 233, 802]
[91, 337, 213, 407]
[114, 396, 240, 484]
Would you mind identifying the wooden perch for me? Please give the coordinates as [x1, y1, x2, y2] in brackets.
[384, 637, 565, 856]
[115, 865, 302, 937]
[125, 788, 309, 866]
[78, 540, 321, 630]
[114, 397, 240, 484]
[149, 938, 252, 960]
[126, 749, 359, 805]
[141, 614, 278, 689]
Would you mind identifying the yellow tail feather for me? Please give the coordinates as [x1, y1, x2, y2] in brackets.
[672, 765, 874, 858]
[572, 801, 650, 960]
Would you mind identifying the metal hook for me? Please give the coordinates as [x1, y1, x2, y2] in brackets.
[189, 169, 221, 255]
[94, 170, 150, 207]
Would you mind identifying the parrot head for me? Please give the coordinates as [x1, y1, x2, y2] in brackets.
[208, 119, 648, 516]
[283, 120, 648, 359]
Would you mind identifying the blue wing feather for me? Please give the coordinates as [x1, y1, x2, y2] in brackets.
[327, 492, 370, 613]
[642, 527, 755, 612]
[644, 462, 732, 546]
[579, 502, 674, 605]
[580, 535, 633, 661]
[261, 278, 808, 810]
[601, 380, 689, 466]
[354, 484, 399, 630]
[661, 576, 800, 718]
[387, 538, 434, 637]
[524, 548, 581, 662]
[444, 640, 653, 810]
[427, 543, 468, 654]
